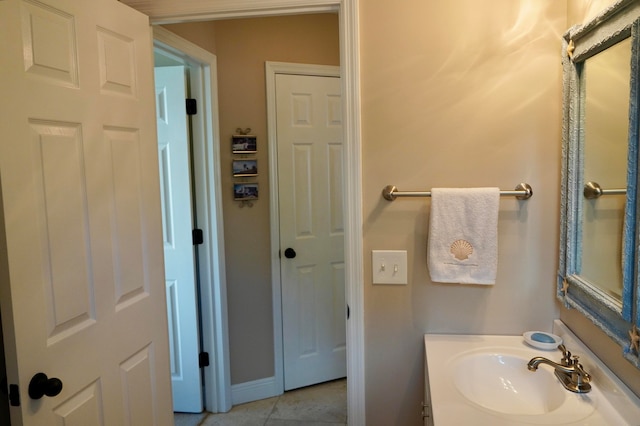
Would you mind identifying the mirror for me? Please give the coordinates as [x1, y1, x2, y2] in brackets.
[560, 0, 640, 368]
[581, 37, 631, 303]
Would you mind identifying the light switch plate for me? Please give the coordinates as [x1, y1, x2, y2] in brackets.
[372, 250, 408, 284]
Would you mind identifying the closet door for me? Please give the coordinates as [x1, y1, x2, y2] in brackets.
[276, 73, 346, 390]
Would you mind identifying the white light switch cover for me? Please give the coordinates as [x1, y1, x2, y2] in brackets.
[372, 250, 408, 284]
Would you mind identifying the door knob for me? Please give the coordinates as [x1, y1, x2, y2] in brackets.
[284, 248, 296, 259]
[28, 372, 63, 399]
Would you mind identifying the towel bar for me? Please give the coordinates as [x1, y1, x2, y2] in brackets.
[583, 181, 626, 199]
[382, 183, 533, 201]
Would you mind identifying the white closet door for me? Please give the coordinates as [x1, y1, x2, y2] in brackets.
[155, 65, 203, 413]
[276, 73, 346, 391]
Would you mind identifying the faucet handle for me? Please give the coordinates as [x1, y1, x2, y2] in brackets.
[558, 344, 572, 365]
[574, 361, 591, 383]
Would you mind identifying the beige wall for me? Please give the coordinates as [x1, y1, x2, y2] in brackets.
[161, 20, 217, 54]
[165, 14, 340, 385]
[567, 0, 619, 25]
[360, 1, 565, 423]
[561, 0, 640, 399]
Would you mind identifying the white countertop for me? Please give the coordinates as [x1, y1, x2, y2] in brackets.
[424, 320, 640, 425]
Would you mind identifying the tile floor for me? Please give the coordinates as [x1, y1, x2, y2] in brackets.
[174, 379, 347, 426]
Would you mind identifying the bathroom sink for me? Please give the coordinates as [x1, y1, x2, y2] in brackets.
[447, 348, 598, 424]
[451, 351, 566, 415]
[424, 322, 640, 425]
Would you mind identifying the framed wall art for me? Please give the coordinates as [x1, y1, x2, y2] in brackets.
[232, 159, 258, 177]
[233, 183, 259, 201]
[232, 135, 257, 154]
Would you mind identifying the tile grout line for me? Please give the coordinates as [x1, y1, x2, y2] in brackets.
[197, 411, 212, 426]
[263, 393, 282, 425]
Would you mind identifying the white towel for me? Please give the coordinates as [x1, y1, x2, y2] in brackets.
[427, 187, 499, 284]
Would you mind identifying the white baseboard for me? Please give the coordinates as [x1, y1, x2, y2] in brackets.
[231, 376, 281, 406]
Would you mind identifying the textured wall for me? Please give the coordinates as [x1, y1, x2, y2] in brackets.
[161, 21, 218, 54]
[360, 1, 565, 424]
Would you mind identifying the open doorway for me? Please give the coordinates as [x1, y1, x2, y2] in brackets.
[158, 13, 346, 411]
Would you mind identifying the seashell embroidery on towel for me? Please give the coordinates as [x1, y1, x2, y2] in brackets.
[450, 239, 473, 260]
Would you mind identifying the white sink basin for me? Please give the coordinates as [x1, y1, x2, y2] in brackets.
[451, 350, 566, 415]
[424, 322, 640, 425]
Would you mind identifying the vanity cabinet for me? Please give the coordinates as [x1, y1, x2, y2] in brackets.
[423, 349, 433, 426]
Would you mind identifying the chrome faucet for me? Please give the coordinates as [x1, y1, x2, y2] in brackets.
[527, 344, 591, 393]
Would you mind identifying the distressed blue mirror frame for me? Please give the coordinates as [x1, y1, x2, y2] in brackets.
[560, 0, 640, 367]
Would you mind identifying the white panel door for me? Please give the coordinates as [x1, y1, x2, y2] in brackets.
[0, 0, 173, 425]
[276, 73, 346, 391]
[155, 65, 203, 413]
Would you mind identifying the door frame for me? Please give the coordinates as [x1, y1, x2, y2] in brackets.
[153, 26, 232, 413]
[147, 1, 364, 424]
[265, 61, 342, 395]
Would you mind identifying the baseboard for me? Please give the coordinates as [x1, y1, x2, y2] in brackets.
[231, 376, 281, 406]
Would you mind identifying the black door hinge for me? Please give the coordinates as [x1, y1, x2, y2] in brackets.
[192, 229, 203, 245]
[199, 352, 210, 368]
[186, 98, 197, 115]
[347, 304, 350, 320]
[9, 384, 20, 407]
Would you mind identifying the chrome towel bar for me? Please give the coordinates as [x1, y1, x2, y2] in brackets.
[382, 183, 533, 201]
[583, 181, 626, 199]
